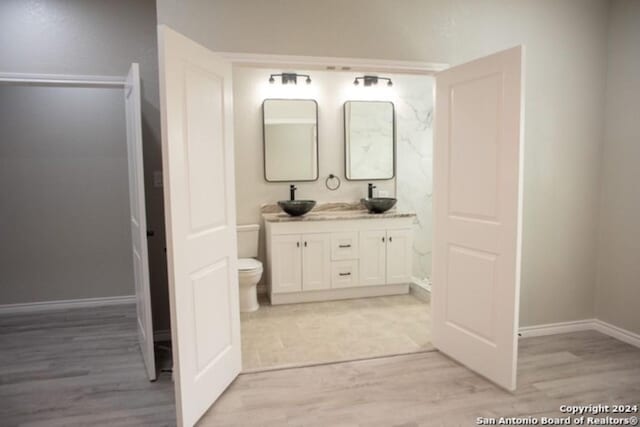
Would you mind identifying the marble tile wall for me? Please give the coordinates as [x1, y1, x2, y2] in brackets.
[346, 101, 395, 179]
[395, 76, 434, 283]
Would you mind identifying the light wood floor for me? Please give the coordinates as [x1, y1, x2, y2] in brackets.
[241, 293, 432, 371]
[2, 304, 639, 426]
[203, 330, 640, 426]
[0, 305, 175, 427]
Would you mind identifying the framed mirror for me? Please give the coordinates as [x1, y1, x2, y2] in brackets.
[344, 100, 395, 180]
[263, 99, 318, 182]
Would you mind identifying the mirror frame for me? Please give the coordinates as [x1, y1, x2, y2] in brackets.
[262, 98, 320, 183]
[343, 100, 396, 181]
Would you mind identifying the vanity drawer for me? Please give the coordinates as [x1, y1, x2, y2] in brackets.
[331, 232, 359, 260]
[331, 260, 359, 289]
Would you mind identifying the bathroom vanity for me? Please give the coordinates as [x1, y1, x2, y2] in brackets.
[263, 208, 416, 304]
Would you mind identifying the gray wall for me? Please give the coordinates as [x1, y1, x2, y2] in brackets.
[158, 0, 611, 327]
[0, 0, 169, 330]
[0, 85, 133, 303]
[595, 0, 640, 335]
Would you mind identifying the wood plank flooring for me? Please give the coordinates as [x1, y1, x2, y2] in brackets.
[2, 303, 639, 427]
[202, 330, 640, 426]
[0, 304, 175, 427]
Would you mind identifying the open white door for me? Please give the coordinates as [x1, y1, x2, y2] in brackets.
[158, 26, 241, 426]
[432, 46, 524, 391]
[125, 63, 156, 381]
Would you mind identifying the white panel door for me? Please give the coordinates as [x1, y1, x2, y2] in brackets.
[385, 229, 413, 284]
[158, 26, 241, 426]
[124, 63, 156, 381]
[272, 234, 302, 293]
[359, 230, 387, 286]
[302, 233, 331, 291]
[432, 46, 524, 391]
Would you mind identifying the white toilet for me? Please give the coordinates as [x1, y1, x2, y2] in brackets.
[236, 224, 263, 312]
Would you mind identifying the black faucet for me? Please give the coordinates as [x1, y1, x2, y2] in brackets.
[290, 184, 297, 201]
[368, 183, 376, 199]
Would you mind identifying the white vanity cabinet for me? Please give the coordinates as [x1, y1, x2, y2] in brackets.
[270, 233, 331, 294]
[264, 213, 415, 305]
[301, 233, 331, 291]
[359, 228, 413, 286]
[385, 229, 413, 284]
[270, 234, 303, 293]
[359, 230, 387, 286]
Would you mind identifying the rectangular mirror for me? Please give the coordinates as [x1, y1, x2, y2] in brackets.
[263, 99, 318, 182]
[344, 100, 395, 180]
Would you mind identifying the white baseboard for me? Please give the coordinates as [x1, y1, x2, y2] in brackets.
[519, 318, 640, 349]
[0, 295, 136, 315]
[409, 278, 431, 302]
[154, 329, 172, 342]
[593, 319, 640, 349]
[411, 276, 431, 292]
[518, 319, 596, 338]
[271, 284, 409, 305]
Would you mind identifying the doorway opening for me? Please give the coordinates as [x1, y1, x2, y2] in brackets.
[158, 30, 524, 425]
[0, 68, 156, 381]
[228, 60, 439, 372]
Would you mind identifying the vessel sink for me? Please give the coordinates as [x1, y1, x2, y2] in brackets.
[362, 197, 397, 214]
[278, 200, 317, 217]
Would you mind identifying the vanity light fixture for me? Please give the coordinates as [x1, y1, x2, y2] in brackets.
[268, 72, 312, 85]
[353, 75, 393, 87]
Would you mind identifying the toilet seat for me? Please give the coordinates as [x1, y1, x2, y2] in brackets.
[238, 257, 262, 272]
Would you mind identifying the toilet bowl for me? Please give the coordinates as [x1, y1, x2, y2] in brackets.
[236, 224, 263, 312]
[237, 257, 262, 312]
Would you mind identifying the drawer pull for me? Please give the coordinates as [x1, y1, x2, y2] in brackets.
[338, 244, 351, 248]
[339, 272, 351, 276]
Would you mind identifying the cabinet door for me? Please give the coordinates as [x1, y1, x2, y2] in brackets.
[302, 233, 331, 291]
[386, 228, 413, 284]
[271, 234, 302, 293]
[359, 230, 387, 286]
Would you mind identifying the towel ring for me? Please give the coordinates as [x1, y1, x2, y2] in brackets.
[325, 174, 341, 191]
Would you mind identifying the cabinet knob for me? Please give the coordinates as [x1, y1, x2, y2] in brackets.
[304, 241, 307, 247]
[389, 236, 393, 242]
[382, 237, 385, 242]
[296, 242, 300, 247]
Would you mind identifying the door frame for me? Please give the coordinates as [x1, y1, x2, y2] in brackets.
[216, 52, 448, 75]
[0, 69, 158, 377]
[0, 71, 126, 86]
[217, 52, 447, 333]
[163, 48, 526, 423]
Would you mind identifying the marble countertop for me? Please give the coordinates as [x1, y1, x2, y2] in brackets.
[262, 209, 416, 222]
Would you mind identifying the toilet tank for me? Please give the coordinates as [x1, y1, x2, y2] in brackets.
[236, 224, 260, 258]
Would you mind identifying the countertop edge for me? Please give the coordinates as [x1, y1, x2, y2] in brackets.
[262, 211, 417, 223]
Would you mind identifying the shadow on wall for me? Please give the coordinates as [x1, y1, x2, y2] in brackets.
[141, 93, 170, 332]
